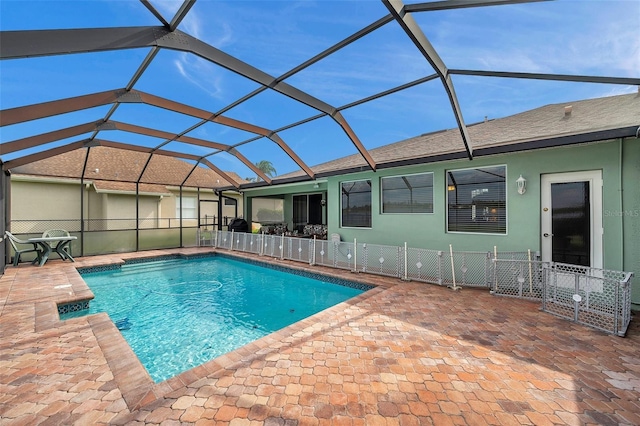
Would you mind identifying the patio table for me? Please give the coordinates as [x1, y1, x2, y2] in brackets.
[27, 236, 77, 267]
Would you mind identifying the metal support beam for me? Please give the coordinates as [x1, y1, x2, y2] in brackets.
[0, 26, 376, 171]
[405, 0, 550, 13]
[449, 69, 640, 86]
[382, 0, 473, 159]
[2, 141, 87, 170]
[0, 88, 315, 179]
[0, 121, 103, 154]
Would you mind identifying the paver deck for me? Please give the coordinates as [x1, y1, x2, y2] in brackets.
[1, 248, 639, 425]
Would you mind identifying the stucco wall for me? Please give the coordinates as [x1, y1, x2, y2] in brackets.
[11, 180, 82, 221]
[622, 137, 640, 306]
[327, 141, 623, 259]
[245, 139, 637, 284]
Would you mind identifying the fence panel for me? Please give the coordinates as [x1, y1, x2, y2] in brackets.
[312, 239, 332, 268]
[405, 248, 444, 284]
[542, 263, 633, 336]
[215, 230, 232, 250]
[242, 233, 262, 255]
[437, 251, 492, 288]
[492, 259, 546, 299]
[284, 237, 312, 264]
[360, 243, 401, 278]
[317, 240, 355, 271]
[261, 234, 283, 259]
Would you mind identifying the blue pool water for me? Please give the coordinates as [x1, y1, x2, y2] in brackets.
[70, 255, 368, 382]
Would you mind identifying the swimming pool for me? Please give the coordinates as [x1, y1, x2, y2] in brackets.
[69, 254, 371, 382]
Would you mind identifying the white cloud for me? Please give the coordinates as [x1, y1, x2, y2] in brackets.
[173, 53, 225, 100]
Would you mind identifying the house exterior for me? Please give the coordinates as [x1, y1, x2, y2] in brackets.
[7, 146, 245, 254]
[243, 92, 640, 308]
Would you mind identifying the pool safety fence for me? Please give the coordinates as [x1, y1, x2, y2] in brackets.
[200, 230, 634, 336]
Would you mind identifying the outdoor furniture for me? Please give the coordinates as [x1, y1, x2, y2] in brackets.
[5, 231, 42, 266]
[28, 232, 77, 267]
[42, 229, 73, 259]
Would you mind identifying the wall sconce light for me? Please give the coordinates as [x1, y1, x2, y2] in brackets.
[321, 199, 326, 206]
[313, 183, 319, 189]
[447, 185, 456, 191]
[516, 175, 527, 195]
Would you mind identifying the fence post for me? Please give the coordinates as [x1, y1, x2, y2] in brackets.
[527, 249, 533, 295]
[311, 236, 316, 266]
[573, 272, 580, 322]
[449, 244, 459, 291]
[230, 229, 235, 251]
[493, 246, 498, 292]
[353, 238, 357, 273]
[437, 251, 443, 285]
[260, 232, 264, 256]
[280, 233, 285, 260]
[403, 242, 408, 281]
[614, 278, 621, 335]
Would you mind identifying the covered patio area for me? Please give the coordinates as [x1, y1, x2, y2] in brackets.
[1, 248, 639, 425]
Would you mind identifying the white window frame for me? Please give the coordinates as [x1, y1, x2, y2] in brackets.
[176, 196, 197, 219]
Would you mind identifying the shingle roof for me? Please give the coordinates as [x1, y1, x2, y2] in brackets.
[279, 92, 640, 179]
[10, 146, 247, 189]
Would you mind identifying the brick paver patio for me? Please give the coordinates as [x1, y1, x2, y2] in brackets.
[1, 248, 639, 425]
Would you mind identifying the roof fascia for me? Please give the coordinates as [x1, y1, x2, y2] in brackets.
[237, 126, 639, 189]
[93, 187, 171, 196]
[9, 174, 88, 185]
[241, 178, 328, 192]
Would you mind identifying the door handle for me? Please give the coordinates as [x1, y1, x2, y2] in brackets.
[543, 233, 553, 237]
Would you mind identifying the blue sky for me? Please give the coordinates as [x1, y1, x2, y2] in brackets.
[1, 0, 639, 180]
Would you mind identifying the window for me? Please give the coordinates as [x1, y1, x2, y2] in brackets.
[176, 196, 197, 219]
[341, 180, 371, 227]
[447, 166, 506, 234]
[251, 197, 284, 223]
[381, 172, 433, 213]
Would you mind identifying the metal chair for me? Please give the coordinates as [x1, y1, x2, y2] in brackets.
[5, 231, 42, 266]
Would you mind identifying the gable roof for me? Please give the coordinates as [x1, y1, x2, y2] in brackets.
[276, 92, 640, 180]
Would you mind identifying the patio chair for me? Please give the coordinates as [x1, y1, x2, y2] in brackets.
[5, 231, 42, 266]
[42, 229, 72, 259]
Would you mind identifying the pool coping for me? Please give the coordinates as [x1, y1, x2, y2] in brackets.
[43, 248, 394, 411]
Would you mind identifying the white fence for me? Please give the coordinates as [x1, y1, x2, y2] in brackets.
[200, 230, 634, 336]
